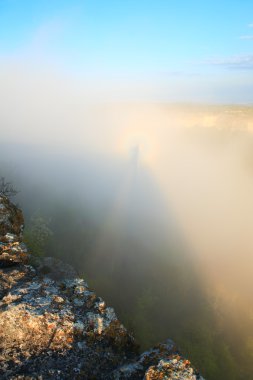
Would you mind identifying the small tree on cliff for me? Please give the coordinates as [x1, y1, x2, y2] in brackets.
[23, 214, 53, 257]
[0, 177, 18, 198]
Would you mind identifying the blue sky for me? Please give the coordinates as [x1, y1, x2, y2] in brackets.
[1, 0, 253, 102]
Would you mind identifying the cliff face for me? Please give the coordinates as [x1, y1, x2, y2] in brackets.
[0, 196, 204, 380]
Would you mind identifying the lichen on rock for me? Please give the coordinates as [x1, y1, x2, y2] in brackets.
[0, 196, 27, 267]
[0, 196, 205, 379]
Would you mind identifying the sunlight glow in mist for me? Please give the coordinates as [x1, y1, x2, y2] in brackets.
[117, 128, 158, 169]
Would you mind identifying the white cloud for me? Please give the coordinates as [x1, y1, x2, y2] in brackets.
[205, 55, 253, 69]
[239, 35, 253, 40]
[248, 23, 253, 28]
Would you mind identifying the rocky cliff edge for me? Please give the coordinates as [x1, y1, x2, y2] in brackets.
[0, 195, 204, 380]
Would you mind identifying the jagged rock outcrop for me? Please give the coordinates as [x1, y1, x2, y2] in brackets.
[0, 196, 205, 379]
[0, 195, 28, 268]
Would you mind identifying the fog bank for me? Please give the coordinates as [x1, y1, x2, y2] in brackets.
[1, 67, 253, 378]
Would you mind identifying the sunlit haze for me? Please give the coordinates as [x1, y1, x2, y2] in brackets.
[1, 2, 253, 379]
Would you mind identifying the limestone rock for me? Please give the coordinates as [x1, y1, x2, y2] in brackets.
[144, 356, 205, 380]
[0, 196, 205, 379]
[0, 196, 28, 267]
